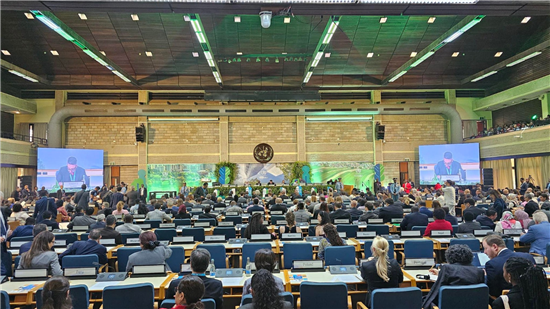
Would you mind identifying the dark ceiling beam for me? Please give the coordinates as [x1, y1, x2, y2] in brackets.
[461, 40, 550, 84]
[382, 15, 484, 85]
[0, 59, 51, 85]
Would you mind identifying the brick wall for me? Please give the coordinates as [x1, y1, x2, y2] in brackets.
[228, 122, 296, 144]
[305, 121, 373, 143]
[381, 115, 447, 142]
[66, 117, 137, 146]
[149, 122, 219, 144]
[120, 166, 138, 185]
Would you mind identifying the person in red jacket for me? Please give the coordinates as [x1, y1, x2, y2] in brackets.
[423, 208, 453, 237]
[434, 183, 442, 191]
[403, 180, 412, 194]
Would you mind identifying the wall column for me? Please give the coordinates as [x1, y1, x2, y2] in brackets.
[296, 116, 306, 161]
[541, 92, 550, 118]
[55, 91, 67, 146]
[371, 90, 382, 104]
[138, 90, 149, 105]
[219, 116, 229, 162]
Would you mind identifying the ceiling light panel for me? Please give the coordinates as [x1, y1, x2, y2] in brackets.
[1, 50, 11, 55]
[428, 17, 436, 23]
[24, 12, 34, 19]
[145, 51, 153, 57]
[234, 16, 241, 23]
[521, 17, 531, 24]
[452, 52, 459, 57]
[284, 17, 291, 23]
[410, 52, 417, 57]
[78, 13, 87, 20]
[50, 50, 59, 55]
[131, 14, 139, 21]
[192, 52, 199, 57]
[494, 52, 503, 57]
[367, 52, 374, 58]
[379, 17, 387, 23]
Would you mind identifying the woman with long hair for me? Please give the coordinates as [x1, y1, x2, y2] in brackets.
[278, 211, 300, 235]
[492, 257, 550, 309]
[313, 202, 329, 219]
[112, 201, 129, 215]
[41, 276, 72, 309]
[17, 231, 62, 276]
[242, 249, 284, 295]
[489, 189, 506, 220]
[242, 213, 276, 240]
[495, 211, 522, 234]
[238, 269, 293, 309]
[315, 211, 331, 236]
[514, 210, 532, 229]
[175, 204, 191, 219]
[317, 224, 344, 260]
[125, 231, 172, 273]
[162, 275, 205, 309]
[360, 236, 403, 307]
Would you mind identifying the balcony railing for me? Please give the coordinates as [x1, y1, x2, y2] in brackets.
[1, 132, 48, 145]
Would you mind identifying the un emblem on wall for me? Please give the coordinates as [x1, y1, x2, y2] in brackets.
[253, 143, 274, 163]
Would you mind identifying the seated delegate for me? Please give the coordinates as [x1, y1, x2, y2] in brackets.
[126, 231, 172, 273]
[17, 231, 62, 276]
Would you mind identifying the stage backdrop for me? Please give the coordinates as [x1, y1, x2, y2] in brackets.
[146, 162, 376, 193]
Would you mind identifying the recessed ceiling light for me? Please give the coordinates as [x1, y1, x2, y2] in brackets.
[78, 13, 87, 20]
[24, 12, 34, 19]
[325, 52, 331, 58]
[51, 50, 59, 56]
[379, 17, 387, 24]
[521, 17, 531, 24]
[494, 52, 503, 57]
[100, 51, 106, 56]
[1, 50, 11, 56]
[284, 17, 291, 24]
[15, 110, 21, 114]
[427, 17, 436, 24]
[282, 52, 287, 55]
[145, 51, 153, 57]
[234, 16, 241, 23]
[236, 52, 243, 56]
[410, 52, 417, 57]
[452, 52, 460, 57]
[192, 52, 199, 57]
[367, 52, 374, 58]
[131, 14, 139, 21]
[184, 15, 190, 22]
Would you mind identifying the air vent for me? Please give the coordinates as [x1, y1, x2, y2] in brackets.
[149, 93, 205, 100]
[331, 108, 352, 112]
[170, 109, 192, 113]
[305, 109, 325, 112]
[143, 109, 165, 113]
[20, 91, 55, 99]
[225, 110, 247, 113]
[456, 90, 486, 98]
[381, 92, 445, 99]
[67, 92, 138, 100]
[114, 109, 136, 113]
[84, 109, 107, 113]
[279, 109, 299, 112]
[198, 109, 218, 113]
[409, 108, 431, 111]
[383, 108, 405, 111]
[321, 92, 371, 100]
[357, 108, 378, 112]
[252, 109, 273, 113]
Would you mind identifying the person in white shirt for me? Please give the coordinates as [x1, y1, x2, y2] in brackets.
[442, 180, 456, 216]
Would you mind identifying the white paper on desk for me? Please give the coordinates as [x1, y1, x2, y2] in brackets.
[331, 275, 362, 283]
[430, 275, 438, 281]
[436, 238, 450, 243]
[90, 281, 122, 290]
[220, 277, 242, 286]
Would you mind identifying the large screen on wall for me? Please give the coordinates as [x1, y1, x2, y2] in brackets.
[37, 148, 104, 193]
[419, 143, 480, 186]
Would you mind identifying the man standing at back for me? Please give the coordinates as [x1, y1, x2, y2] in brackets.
[195, 182, 209, 200]
[33, 190, 56, 223]
[74, 184, 90, 212]
[110, 186, 125, 209]
[388, 178, 399, 202]
[442, 180, 456, 216]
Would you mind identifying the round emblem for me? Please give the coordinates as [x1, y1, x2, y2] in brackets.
[253, 143, 274, 163]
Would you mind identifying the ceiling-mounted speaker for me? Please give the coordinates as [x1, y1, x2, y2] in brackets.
[135, 125, 145, 143]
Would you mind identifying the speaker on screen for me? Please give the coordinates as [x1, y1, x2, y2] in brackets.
[482, 168, 493, 186]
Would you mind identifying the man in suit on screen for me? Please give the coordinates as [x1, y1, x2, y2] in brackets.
[56, 156, 89, 187]
[434, 152, 466, 181]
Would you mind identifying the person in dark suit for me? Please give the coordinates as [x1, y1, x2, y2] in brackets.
[99, 215, 122, 245]
[40, 211, 60, 230]
[422, 244, 485, 309]
[74, 184, 90, 212]
[329, 202, 351, 223]
[482, 234, 535, 298]
[58, 229, 108, 266]
[246, 199, 265, 214]
[433, 151, 466, 181]
[523, 193, 539, 217]
[7, 217, 35, 240]
[33, 190, 56, 223]
[56, 156, 89, 187]
[359, 202, 379, 222]
[377, 198, 404, 223]
[165, 248, 223, 309]
[360, 236, 403, 307]
[198, 206, 218, 219]
[270, 198, 288, 214]
[401, 206, 429, 230]
[194, 183, 208, 200]
[11, 187, 22, 201]
[138, 184, 147, 202]
[19, 224, 48, 255]
[109, 187, 125, 209]
[462, 198, 485, 218]
[476, 209, 497, 230]
[56, 185, 66, 200]
[491, 257, 549, 309]
[457, 212, 481, 234]
[102, 186, 114, 205]
[89, 214, 106, 231]
[347, 200, 363, 220]
[443, 207, 458, 226]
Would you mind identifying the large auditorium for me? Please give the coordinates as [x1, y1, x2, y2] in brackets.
[1, 0, 550, 308]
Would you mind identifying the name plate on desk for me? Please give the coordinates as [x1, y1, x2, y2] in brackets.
[14, 268, 48, 280]
[533, 255, 545, 265]
[173, 236, 195, 244]
[134, 214, 145, 219]
[457, 217, 463, 223]
[242, 214, 250, 219]
[276, 220, 287, 225]
[126, 238, 140, 245]
[73, 225, 89, 231]
[406, 258, 434, 267]
[383, 235, 400, 240]
[293, 260, 324, 271]
[236, 224, 248, 230]
[329, 265, 357, 274]
[391, 218, 403, 224]
[205, 235, 226, 242]
[100, 238, 116, 245]
[334, 219, 349, 224]
[214, 207, 226, 212]
[132, 264, 165, 276]
[403, 209, 411, 213]
[401, 230, 421, 238]
[428, 218, 435, 223]
[226, 212, 238, 216]
[177, 225, 192, 229]
[356, 231, 376, 239]
[297, 222, 308, 227]
[474, 229, 491, 236]
[305, 236, 321, 242]
[250, 234, 271, 241]
[367, 219, 383, 224]
[310, 219, 319, 225]
[338, 232, 347, 238]
[96, 272, 127, 282]
[271, 211, 283, 215]
[52, 229, 68, 233]
[281, 233, 302, 240]
[9, 241, 27, 248]
[159, 223, 175, 228]
[430, 230, 451, 237]
[218, 221, 234, 227]
[47, 226, 53, 231]
[252, 211, 264, 215]
[195, 222, 210, 227]
[455, 233, 475, 239]
[114, 215, 122, 220]
[229, 238, 247, 244]
[64, 267, 96, 278]
[215, 268, 243, 278]
[137, 224, 151, 229]
[54, 239, 67, 247]
[503, 229, 523, 236]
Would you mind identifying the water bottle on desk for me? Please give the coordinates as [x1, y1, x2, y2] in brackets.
[245, 257, 251, 276]
[210, 259, 216, 277]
